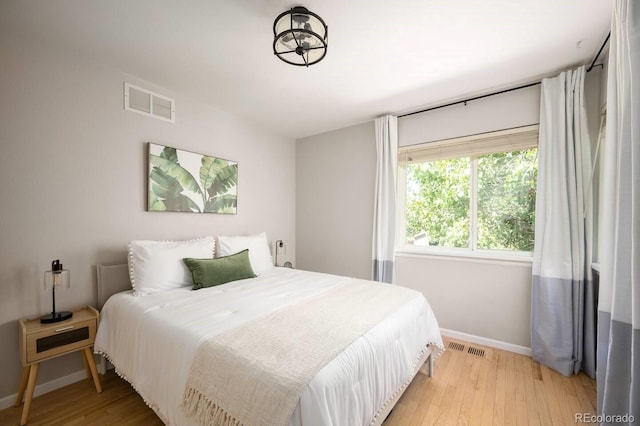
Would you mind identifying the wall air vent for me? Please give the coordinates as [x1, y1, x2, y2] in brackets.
[124, 82, 175, 123]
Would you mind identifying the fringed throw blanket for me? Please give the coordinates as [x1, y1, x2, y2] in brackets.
[182, 279, 419, 426]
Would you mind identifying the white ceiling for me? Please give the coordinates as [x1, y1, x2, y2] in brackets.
[1, 0, 612, 139]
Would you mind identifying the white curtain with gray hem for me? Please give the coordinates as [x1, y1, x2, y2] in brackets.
[372, 115, 398, 283]
[531, 66, 595, 377]
[597, 1, 639, 422]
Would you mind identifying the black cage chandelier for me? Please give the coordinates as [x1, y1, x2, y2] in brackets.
[273, 6, 328, 67]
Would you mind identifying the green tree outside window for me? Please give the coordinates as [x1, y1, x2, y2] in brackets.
[405, 148, 537, 252]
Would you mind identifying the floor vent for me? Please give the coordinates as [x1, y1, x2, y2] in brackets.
[448, 341, 465, 351]
[467, 346, 486, 358]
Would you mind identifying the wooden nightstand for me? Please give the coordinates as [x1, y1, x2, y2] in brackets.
[15, 305, 102, 425]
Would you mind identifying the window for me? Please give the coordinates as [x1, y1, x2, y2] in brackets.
[398, 125, 539, 256]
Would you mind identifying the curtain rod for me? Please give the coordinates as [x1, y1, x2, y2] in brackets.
[399, 32, 611, 119]
[586, 32, 610, 72]
[398, 81, 541, 118]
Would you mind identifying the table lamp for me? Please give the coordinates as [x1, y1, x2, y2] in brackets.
[41, 259, 73, 323]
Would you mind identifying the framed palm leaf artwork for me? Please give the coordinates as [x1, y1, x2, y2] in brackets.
[147, 143, 238, 214]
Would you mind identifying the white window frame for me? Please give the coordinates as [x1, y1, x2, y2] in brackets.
[396, 125, 539, 262]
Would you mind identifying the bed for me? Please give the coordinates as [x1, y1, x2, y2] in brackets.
[94, 247, 443, 426]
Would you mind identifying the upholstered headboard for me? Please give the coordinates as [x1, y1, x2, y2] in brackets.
[96, 264, 130, 309]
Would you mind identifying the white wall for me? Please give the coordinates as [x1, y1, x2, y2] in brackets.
[0, 38, 296, 400]
[296, 122, 376, 279]
[396, 255, 533, 346]
[399, 85, 541, 146]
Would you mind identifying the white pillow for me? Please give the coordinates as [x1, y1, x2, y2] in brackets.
[128, 236, 215, 296]
[217, 232, 273, 275]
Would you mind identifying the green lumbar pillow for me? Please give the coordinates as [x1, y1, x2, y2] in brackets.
[183, 249, 256, 290]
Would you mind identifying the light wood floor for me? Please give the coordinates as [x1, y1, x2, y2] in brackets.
[1, 337, 596, 425]
[385, 337, 596, 425]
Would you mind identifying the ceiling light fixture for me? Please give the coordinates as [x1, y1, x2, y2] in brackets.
[273, 6, 328, 67]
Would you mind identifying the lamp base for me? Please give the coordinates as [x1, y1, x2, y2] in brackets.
[40, 311, 73, 324]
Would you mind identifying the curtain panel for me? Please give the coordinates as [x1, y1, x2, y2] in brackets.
[372, 115, 398, 283]
[597, 1, 639, 422]
[531, 66, 595, 377]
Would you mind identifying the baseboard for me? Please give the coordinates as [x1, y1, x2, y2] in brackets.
[440, 328, 532, 357]
[0, 369, 87, 411]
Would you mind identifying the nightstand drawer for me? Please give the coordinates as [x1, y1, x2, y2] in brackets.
[25, 318, 96, 364]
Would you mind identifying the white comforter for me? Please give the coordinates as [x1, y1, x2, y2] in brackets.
[94, 268, 443, 426]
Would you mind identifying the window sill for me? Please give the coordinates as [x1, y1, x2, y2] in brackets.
[395, 246, 534, 265]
